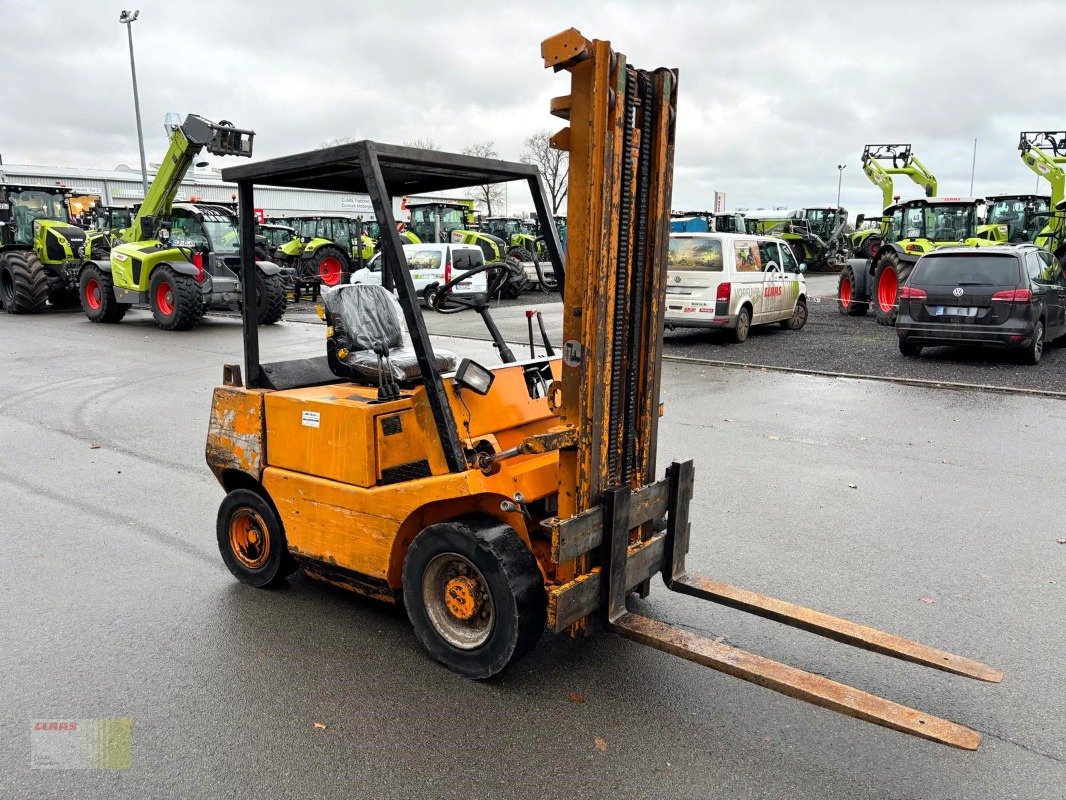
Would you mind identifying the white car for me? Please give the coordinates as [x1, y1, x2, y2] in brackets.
[349, 243, 488, 305]
[664, 232, 808, 342]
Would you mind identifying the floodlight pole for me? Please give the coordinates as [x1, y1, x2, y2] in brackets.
[120, 10, 149, 197]
[836, 164, 846, 209]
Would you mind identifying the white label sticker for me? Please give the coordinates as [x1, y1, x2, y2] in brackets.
[301, 410, 320, 428]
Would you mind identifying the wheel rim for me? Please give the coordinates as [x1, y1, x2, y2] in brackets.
[840, 276, 852, 307]
[1035, 325, 1044, 358]
[155, 280, 175, 316]
[229, 508, 271, 570]
[737, 313, 750, 338]
[421, 552, 494, 650]
[877, 267, 898, 313]
[319, 256, 342, 285]
[85, 278, 102, 310]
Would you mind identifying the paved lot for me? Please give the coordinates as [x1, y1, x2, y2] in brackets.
[1, 308, 1063, 799]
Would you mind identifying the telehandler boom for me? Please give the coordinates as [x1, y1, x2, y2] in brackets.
[1018, 131, 1066, 259]
[80, 114, 288, 330]
[206, 29, 1000, 750]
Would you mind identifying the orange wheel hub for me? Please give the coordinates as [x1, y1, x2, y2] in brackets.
[444, 575, 483, 621]
[229, 508, 271, 570]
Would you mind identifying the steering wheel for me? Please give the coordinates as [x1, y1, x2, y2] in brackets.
[431, 261, 513, 314]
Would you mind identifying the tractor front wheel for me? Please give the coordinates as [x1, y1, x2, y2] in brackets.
[873, 252, 903, 326]
[837, 264, 868, 317]
[403, 516, 546, 679]
[80, 265, 128, 323]
[310, 246, 349, 287]
[255, 271, 287, 325]
[0, 251, 49, 314]
[149, 266, 203, 331]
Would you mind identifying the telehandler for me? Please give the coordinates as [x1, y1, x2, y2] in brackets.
[80, 114, 288, 330]
[744, 207, 850, 271]
[206, 29, 1000, 749]
[1017, 131, 1066, 259]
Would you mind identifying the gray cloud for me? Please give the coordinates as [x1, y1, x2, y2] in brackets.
[2, 0, 1062, 216]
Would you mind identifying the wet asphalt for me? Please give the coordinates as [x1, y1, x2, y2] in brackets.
[0, 307, 1063, 799]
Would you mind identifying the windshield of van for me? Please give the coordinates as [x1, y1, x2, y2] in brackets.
[668, 237, 724, 271]
[911, 254, 1020, 286]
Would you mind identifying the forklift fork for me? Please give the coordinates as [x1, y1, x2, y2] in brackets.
[597, 461, 1001, 750]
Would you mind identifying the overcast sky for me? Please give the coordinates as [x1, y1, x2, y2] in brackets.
[1, 0, 1061, 217]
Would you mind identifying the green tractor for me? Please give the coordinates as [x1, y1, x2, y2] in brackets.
[849, 144, 938, 259]
[0, 183, 90, 313]
[838, 196, 999, 325]
[1016, 131, 1066, 261]
[83, 204, 134, 260]
[271, 215, 377, 295]
[406, 201, 471, 244]
[80, 114, 288, 331]
[983, 195, 1050, 244]
[744, 207, 850, 270]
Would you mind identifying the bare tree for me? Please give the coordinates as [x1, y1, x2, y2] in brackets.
[403, 137, 441, 150]
[521, 130, 568, 214]
[319, 135, 357, 148]
[462, 141, 505, 216]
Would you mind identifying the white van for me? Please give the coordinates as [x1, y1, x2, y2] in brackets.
[664, 232, 808, 342]
[349, 243, 488, 305]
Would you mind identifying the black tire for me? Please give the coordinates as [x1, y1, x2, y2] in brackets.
[780, 297, 808, 330]
[873, 251, 903, 326]
[216, 488, 294, 588]
[732, 305, 752, 343]
[310, 245, 350, 288]
[1021, 320, 1045, 365]
[0, 251, 49, 314]
[149, 266, 203, 331]
[898, 337, 923, 357]
[499, 259, 529, 299]
[255, 271, 287, 325]
[254, 245, 272, 262]
[80, 264, 128, 323]
[837, 263, 869, 317]
[402, 515, 546, 679]
[423, 284, 439, 307]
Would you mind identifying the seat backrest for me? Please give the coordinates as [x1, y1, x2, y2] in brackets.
[322, 283, 405, 355]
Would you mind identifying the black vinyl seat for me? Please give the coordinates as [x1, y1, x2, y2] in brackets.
[322, 284, 457, 385]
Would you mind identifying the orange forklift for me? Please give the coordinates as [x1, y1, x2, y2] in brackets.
[205, 29, 1000, 749]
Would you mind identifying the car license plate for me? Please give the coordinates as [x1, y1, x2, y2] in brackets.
[934, 306, 978, 317]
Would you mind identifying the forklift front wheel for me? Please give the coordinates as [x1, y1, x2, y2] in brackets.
[216, 489, 293, 589]
[403, 516, 546, 679]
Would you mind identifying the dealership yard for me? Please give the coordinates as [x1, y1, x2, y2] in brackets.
[1, 305, 1063, 799]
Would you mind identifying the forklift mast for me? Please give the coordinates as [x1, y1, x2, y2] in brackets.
[124, 114, 254, 243]
[539, 30, 1000, 749]
[861, 144, 938, 215]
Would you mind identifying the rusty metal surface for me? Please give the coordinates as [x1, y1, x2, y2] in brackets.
[204, 386, 265, 482]
[545, 475, 670, 563]
[674, 574, 1004, 684]
[547, 533, 666, 632]
[612, 612, 983, 750]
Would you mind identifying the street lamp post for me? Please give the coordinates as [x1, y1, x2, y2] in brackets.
[119, 10, 149, 198]
[836, 163, 847, 210]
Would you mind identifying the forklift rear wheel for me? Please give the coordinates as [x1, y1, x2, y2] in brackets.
[80, 264, 128, 323]
[216, 489, 293, 588]
[150, 266, 203, 331]
[403, 516, 546, 679]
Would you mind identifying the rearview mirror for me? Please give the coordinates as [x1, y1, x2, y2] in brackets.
[798, 262, 808, 273]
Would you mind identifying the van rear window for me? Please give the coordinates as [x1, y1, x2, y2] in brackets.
[911, 254, 1021, 285]
[452, 249, 483, 271]
[668, 238, 724, 272]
